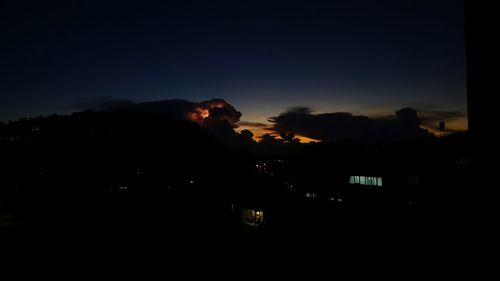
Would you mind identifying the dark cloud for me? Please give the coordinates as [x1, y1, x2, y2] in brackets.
[240, 129, 254, 139]
[202, 100, 242, 128]
[284, 107, 314, 115]
[74, 97, 245, 144]
[237, 121, 269, 128]
[367, 105, 467, 133]
[75, 97, 242, 126]
[268, 107, 434, 143]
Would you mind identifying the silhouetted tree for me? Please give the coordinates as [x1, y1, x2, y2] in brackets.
[280, 131, 296, 143]
[439, 121, 446, 136]
[240, 129, 254, 140]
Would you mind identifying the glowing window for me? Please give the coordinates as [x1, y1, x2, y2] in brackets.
[241, 208, 265, 226]
[359, 177, 366, 185]
[349, 176, 383, 187]
[365, 177, 373, 185]
[305, 193, 317, 198]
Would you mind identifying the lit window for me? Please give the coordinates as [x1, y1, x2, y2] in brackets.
[305, 193, 317, 198]
[366, 177, 377, 186]
[242, 208, 264, 226]
[349, 176, 383, 187]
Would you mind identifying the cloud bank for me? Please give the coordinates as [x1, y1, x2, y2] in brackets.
[268, 107, 434, 143]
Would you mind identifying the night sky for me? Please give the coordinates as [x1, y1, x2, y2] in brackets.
[1, 0, 466, 138]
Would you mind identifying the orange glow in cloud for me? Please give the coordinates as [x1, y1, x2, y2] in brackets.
[187, 109, 207, 123]
[291, 135, 321, 143]
[188, 101, 227, 123]
[209, 101, 227, 108]
[196, 107, 209, 119]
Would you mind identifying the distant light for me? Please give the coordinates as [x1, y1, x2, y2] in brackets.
[119, 186, 128, 190]
[189, 180, 194, 184]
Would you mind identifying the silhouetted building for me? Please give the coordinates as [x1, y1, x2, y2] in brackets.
[466, 0, 496, 160]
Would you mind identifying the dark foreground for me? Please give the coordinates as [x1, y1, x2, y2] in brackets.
[1, 186, 482, 253]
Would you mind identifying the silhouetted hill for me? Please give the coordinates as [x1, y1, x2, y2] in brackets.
[0, 112, 476, 247]
[0, 110, 254, 222]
